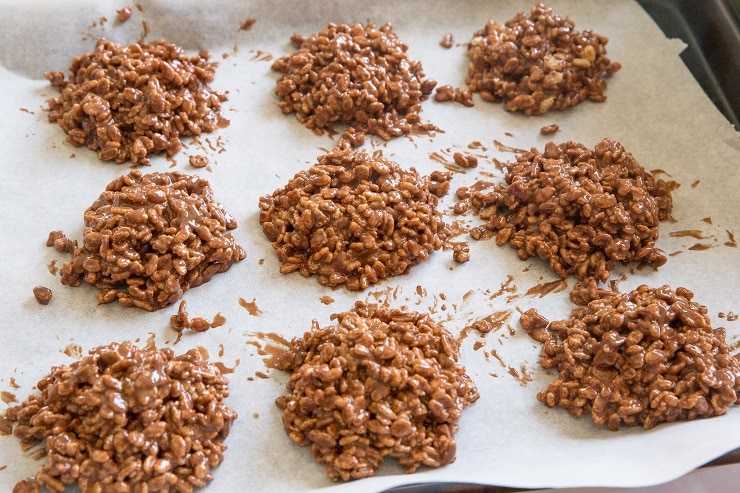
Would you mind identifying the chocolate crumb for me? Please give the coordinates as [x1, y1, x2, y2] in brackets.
[32, 286, 52, 305]
[189, 154, 209, 168]
[239, 18, 256, 31]
[117, 6, 132, 22]
[170, 300, 223, 333]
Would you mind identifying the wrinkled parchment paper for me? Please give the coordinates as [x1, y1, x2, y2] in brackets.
[1, 1, 738, 491]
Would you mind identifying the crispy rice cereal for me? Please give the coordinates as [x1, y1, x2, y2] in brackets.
[460, 138, 672, 283]
[59, 170, 245, 311]
[45, 39, 228, 164]
[275, 302, 479, 481]
[259, 147, 451, 290]
[272, 22, 437, 144]
[521, 285, 740, 431]
[466, 3, 621, 115]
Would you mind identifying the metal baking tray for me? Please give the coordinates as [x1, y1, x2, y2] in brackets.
[637, 0, 740, 129]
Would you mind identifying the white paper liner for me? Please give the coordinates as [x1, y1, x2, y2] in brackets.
[0, 1, 738, 491]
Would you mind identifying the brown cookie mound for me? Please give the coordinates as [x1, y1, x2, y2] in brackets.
[275, 302, 479, 481]
[258, 147, 451, 290]
[460, 138, 672, 282]
[271, 22, 437, 144]
[521, 285, 740, 431]
[45, 39, 228, 164]
[3, 341, 237, 492]
[466, 3, 621, 115]
[59, 170, 245, 311]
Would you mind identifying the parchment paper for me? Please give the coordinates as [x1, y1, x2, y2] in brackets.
[1, 1, 738, 491]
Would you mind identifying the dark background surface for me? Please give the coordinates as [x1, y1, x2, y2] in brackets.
[637, 0, 739, 129]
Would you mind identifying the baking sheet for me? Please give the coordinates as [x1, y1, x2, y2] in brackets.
[0, 0, 739, 491]
[636, 0, 740, 129]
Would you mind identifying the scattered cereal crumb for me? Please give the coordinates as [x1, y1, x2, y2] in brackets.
[540, 123, 559, 135]
[239, 18, 256, 31]
[1, 391, 17, 404]
[117, 6, 132, 22]
[440, 32, 454, 48]
[46, 230, 76, 253]
[62, 343, 83, 359]
[3, 341, 236, 492]
[453, 151, 478, 168]
[434, 85, 474, 107]
[32, 286, 52, 305]
[452, 242, 470, 263]
[188, 154, 209, 168]
[428, 169, 453, 196]
[170, 300, 224, 334]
